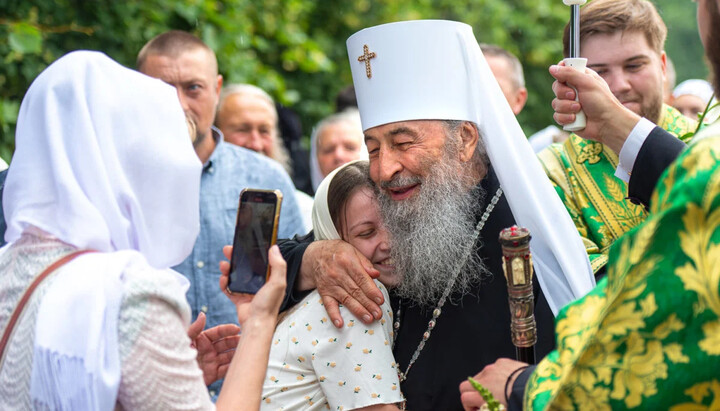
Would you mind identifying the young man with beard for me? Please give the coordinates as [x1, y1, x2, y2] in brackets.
[462, 0, 720, 409]
[537, 0, 696, 275]
[277, 20, 595, 411]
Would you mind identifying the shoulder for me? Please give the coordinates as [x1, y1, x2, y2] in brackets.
[118, 255, 192, 325]
[537, 141, 567, 168]
[219, 143, 290, 177]
[537, 132, 588, 166]
[537, 139, 577, 189]
[649, 129, 720, 214]
[335, 281, 394, 338]
[659, 104, 697, 141]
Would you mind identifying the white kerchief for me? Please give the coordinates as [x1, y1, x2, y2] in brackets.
[311, 160, 364, 240]
[346, 20, 595, 315]
[673, 79, 716, 103]
[4, 51, 200, 409]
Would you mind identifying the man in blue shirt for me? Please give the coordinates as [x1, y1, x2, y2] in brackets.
[137, 31, 305, 397]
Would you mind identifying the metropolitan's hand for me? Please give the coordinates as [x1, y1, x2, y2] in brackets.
[549, 63, 641, 154]
[187, 312, 241, 386]
[300, 239, 383, 328]
[459, 358, 528, 411]
[219, 245, 287, 325]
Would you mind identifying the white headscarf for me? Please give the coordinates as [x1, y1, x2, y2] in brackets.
[347, 20, 595, 315]
[311, 160, 367, 241]
[4, 50, 201, 409]
[673, 79, 716, 103]
[309, 109, 368, 192]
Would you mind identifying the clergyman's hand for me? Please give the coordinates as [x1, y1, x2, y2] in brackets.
[187, 312, 241, 386]
[300, 240, 383, 328]
[549, 62, 641, 155]
[459, 358, 528, 411]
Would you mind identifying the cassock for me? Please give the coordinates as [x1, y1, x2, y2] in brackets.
[279, 166, 557, 411]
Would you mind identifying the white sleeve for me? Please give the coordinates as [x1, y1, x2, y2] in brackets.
[615, 117, 656, 183]
[115, 274, 215, 411]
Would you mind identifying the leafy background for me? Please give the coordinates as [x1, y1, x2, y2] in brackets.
[0, 0, 707, 164]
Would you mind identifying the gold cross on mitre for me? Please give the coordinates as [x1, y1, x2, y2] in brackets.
[357, 44, 376, 79]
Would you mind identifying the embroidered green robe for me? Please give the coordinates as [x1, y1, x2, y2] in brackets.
[538, 105, 696, 273]
[525, 125, 720, 410]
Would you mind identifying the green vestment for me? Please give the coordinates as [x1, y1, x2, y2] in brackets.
[525, 123, 720, 410]
[538, 105, 696, 273]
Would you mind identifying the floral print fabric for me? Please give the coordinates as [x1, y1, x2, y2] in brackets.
[262, 280, 403, 410]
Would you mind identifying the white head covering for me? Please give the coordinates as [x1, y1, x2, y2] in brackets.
[309, 109, 368, 192]
[311, 160, 367, 241]
[5, 52, 200, 266]
[347, 20, 595, 314]
[673, 79, 716, 103]
[4, 51, 201, 409]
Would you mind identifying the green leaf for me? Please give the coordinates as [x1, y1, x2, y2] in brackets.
[467, 377, 503, 411]
[8, 22, 43, 55]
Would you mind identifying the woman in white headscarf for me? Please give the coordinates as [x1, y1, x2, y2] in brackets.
[0, 51, 285, 411]
[309, 109, 368, 193]
[261, 160, 404, 410]
[672, 78, 718, 121]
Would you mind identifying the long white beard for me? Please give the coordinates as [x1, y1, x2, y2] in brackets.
[378, 152, 489, 307]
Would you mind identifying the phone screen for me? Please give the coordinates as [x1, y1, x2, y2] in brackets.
[228, 189, 282, 294]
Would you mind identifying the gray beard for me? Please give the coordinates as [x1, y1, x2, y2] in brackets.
[378, 155, 489, 307]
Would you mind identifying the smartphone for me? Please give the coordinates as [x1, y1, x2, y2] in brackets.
[227, 189, 283, 294]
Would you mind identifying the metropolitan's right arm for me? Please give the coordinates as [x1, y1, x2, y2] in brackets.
[277, 231, 315, 312]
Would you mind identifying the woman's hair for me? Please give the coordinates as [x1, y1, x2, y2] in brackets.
[327, 161, 372, 236]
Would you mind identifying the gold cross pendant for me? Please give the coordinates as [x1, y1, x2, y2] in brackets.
[358, 44, 376, 79]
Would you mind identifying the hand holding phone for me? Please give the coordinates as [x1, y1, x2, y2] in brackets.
[220, 245, 288, 325]
[226, 189, 283, 294]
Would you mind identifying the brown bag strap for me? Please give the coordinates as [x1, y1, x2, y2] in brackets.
[0, 249, 95, 361]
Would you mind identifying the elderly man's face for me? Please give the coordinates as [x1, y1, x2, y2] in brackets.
[217, 94, 277, 157]
[316, 121, 364, 177]
[584, 31, 666, 124]
[140, 48, 222, 145]
[367, 119, 485, 305]
[365, 120, 474, 201]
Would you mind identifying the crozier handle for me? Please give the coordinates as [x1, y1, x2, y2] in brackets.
[499, 226, 536, 364]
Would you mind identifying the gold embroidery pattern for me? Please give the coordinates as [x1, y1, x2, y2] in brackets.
[669, 380, 720, 410]
[675, 195, 720, 356]
[575, 142, 604, 165]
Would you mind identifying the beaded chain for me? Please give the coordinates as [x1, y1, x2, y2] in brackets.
[393, 187, 503, 383]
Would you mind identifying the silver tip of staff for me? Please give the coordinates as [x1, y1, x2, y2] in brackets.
[563, 0, 586, 58]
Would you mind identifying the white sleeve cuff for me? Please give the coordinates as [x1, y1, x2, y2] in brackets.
[615, 117, 655, 183]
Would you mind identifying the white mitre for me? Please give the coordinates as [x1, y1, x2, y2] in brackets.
[346, 20, 595, 314]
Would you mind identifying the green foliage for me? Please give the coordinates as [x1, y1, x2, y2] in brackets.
[653, 0, 708, 83]
[0, 0, 706, 163]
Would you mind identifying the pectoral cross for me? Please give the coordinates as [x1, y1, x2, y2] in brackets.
[357, 44, 376, 79]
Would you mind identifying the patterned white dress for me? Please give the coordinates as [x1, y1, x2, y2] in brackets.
[0, 233, 214, 410]
[262, 280, 403, 410]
